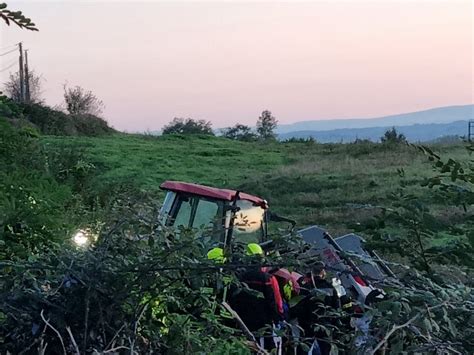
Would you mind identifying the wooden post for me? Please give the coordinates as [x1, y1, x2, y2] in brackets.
[24, 49, 30, 103]
[469, 120, 474, 142]
[18, 42, 24, 102]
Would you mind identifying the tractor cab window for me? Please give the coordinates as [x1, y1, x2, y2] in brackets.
[193, 199, 220, 229]
[233, 200, 265, 244]
[173, 197, 193, 227]
[168, 195, 224, 244]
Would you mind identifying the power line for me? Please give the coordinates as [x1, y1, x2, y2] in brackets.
[0, 43, 18, 50]
[0, 47, 18, 57]
[0, 60, 17, 73]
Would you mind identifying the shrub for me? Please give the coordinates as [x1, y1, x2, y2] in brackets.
[20, 103, 114, 136]
[69, 113, 114, 136]
[381, 127, 407, 144]
[63, 84, 105, 116]
[162, 117, 214, 135]
[221, 124, 257, 141]
[283, 137, 316, 144]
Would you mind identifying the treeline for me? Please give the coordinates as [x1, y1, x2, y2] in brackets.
[161, 111, 409, 145]
[162, 110, 278, 141]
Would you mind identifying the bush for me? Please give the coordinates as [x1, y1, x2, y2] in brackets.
[381, 127, 407, 144]
[0, 199, 249, 353]
[20, 103, 113, 136]
[1, 197, 473, 354]
[0, 120, 98, 260]
[63, 84, 105, 116]
[283, 137, 316, 144]
[221, 124, 257, 141]
[162, 118, 214, 135]
[69, 113, 114, 136]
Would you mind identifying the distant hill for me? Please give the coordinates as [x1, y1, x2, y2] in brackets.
[279, 120, 470, 143]
[277, 104, 473, 135]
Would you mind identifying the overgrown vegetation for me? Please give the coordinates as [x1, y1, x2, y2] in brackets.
[162, 117, 214, 135]
[1, 102, 473, 352]
[0, 95, 114, 136]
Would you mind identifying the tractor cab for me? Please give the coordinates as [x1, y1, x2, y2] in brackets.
[159, 181, 269, 247]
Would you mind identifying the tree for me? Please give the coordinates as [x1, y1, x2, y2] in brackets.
[221, 124, 257, 141]
[3, 70, 43, 103]
[0, 3, 38, 31]
[381, 127, 407, 144]
[256, 110, 278, 140]
[63, 84, 105, 116]
[162, 117, 214, 135]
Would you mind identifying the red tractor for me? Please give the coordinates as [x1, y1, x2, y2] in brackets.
[159, 180, 394, 304]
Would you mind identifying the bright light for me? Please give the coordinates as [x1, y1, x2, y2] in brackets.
[73, 230, 89, 246]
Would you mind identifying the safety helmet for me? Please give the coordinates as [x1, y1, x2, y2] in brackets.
[245, 243, 264, 256]
[207, 247, 225, 263]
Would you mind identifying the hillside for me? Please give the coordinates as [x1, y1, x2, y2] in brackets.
[278, 120, 469, 143]
[42, 133, 470, 236]
[277, 104, 473, 141]
[2, 124, 473, 353]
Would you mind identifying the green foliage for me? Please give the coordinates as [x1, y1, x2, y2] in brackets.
[1, 120, 473, 352]
[0, 199, 251, 353]
[0, 2, 38, 31]
[381, 127, 407, 144]
[369, 142, 474, 270]
[162, 117, 214, 135]
[0, 93, 23, 118]
[283, 137, 317, 144]
[0, 119, 100, 261]
[1, 198, 472, 353]
[221, 124, 257, 141]
[256, 110, 278, 140]
[20, 103, 114, 136]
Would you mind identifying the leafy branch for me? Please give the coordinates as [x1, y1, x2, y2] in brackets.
[0, 3, 38, 31]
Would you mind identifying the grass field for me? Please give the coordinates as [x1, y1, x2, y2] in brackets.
[42, 134, 471, 238]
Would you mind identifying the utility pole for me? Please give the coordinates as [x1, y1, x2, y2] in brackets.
[24, 49, 30, 103]
[18, 42, 24, 102]
[469, 120, 474, 142]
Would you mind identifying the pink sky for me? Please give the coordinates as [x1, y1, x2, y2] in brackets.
[1, 0, 472, 131]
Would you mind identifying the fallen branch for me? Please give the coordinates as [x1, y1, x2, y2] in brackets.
[370, 302, 448, 354]
[40, 309, 66, 355]
[222, 302, 269, 355]
[66, 326, 80, 355]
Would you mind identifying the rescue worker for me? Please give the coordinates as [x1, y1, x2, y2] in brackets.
[207, 247, 226, 264]
[228, 243, 284, 352]
[206, 246, 231, 301]
[292, 262, 339, 355]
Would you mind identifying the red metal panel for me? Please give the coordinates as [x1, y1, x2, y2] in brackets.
[160, 181, 267, 208]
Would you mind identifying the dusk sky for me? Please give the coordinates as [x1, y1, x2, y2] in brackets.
[1, 0, 472, 131]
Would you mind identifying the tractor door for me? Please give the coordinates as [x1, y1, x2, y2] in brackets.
[160, 191, 226, 245]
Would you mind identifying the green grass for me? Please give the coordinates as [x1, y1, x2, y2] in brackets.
[41, 134, 470, 236]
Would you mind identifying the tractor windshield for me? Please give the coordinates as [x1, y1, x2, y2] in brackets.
[232, 200, 266, 244]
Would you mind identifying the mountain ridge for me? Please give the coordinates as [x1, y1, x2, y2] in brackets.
[279, 120, 470, 143]
[277, 104, 473, 134]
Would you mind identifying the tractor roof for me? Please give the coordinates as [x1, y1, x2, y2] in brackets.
[160, 181, 267, 208]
